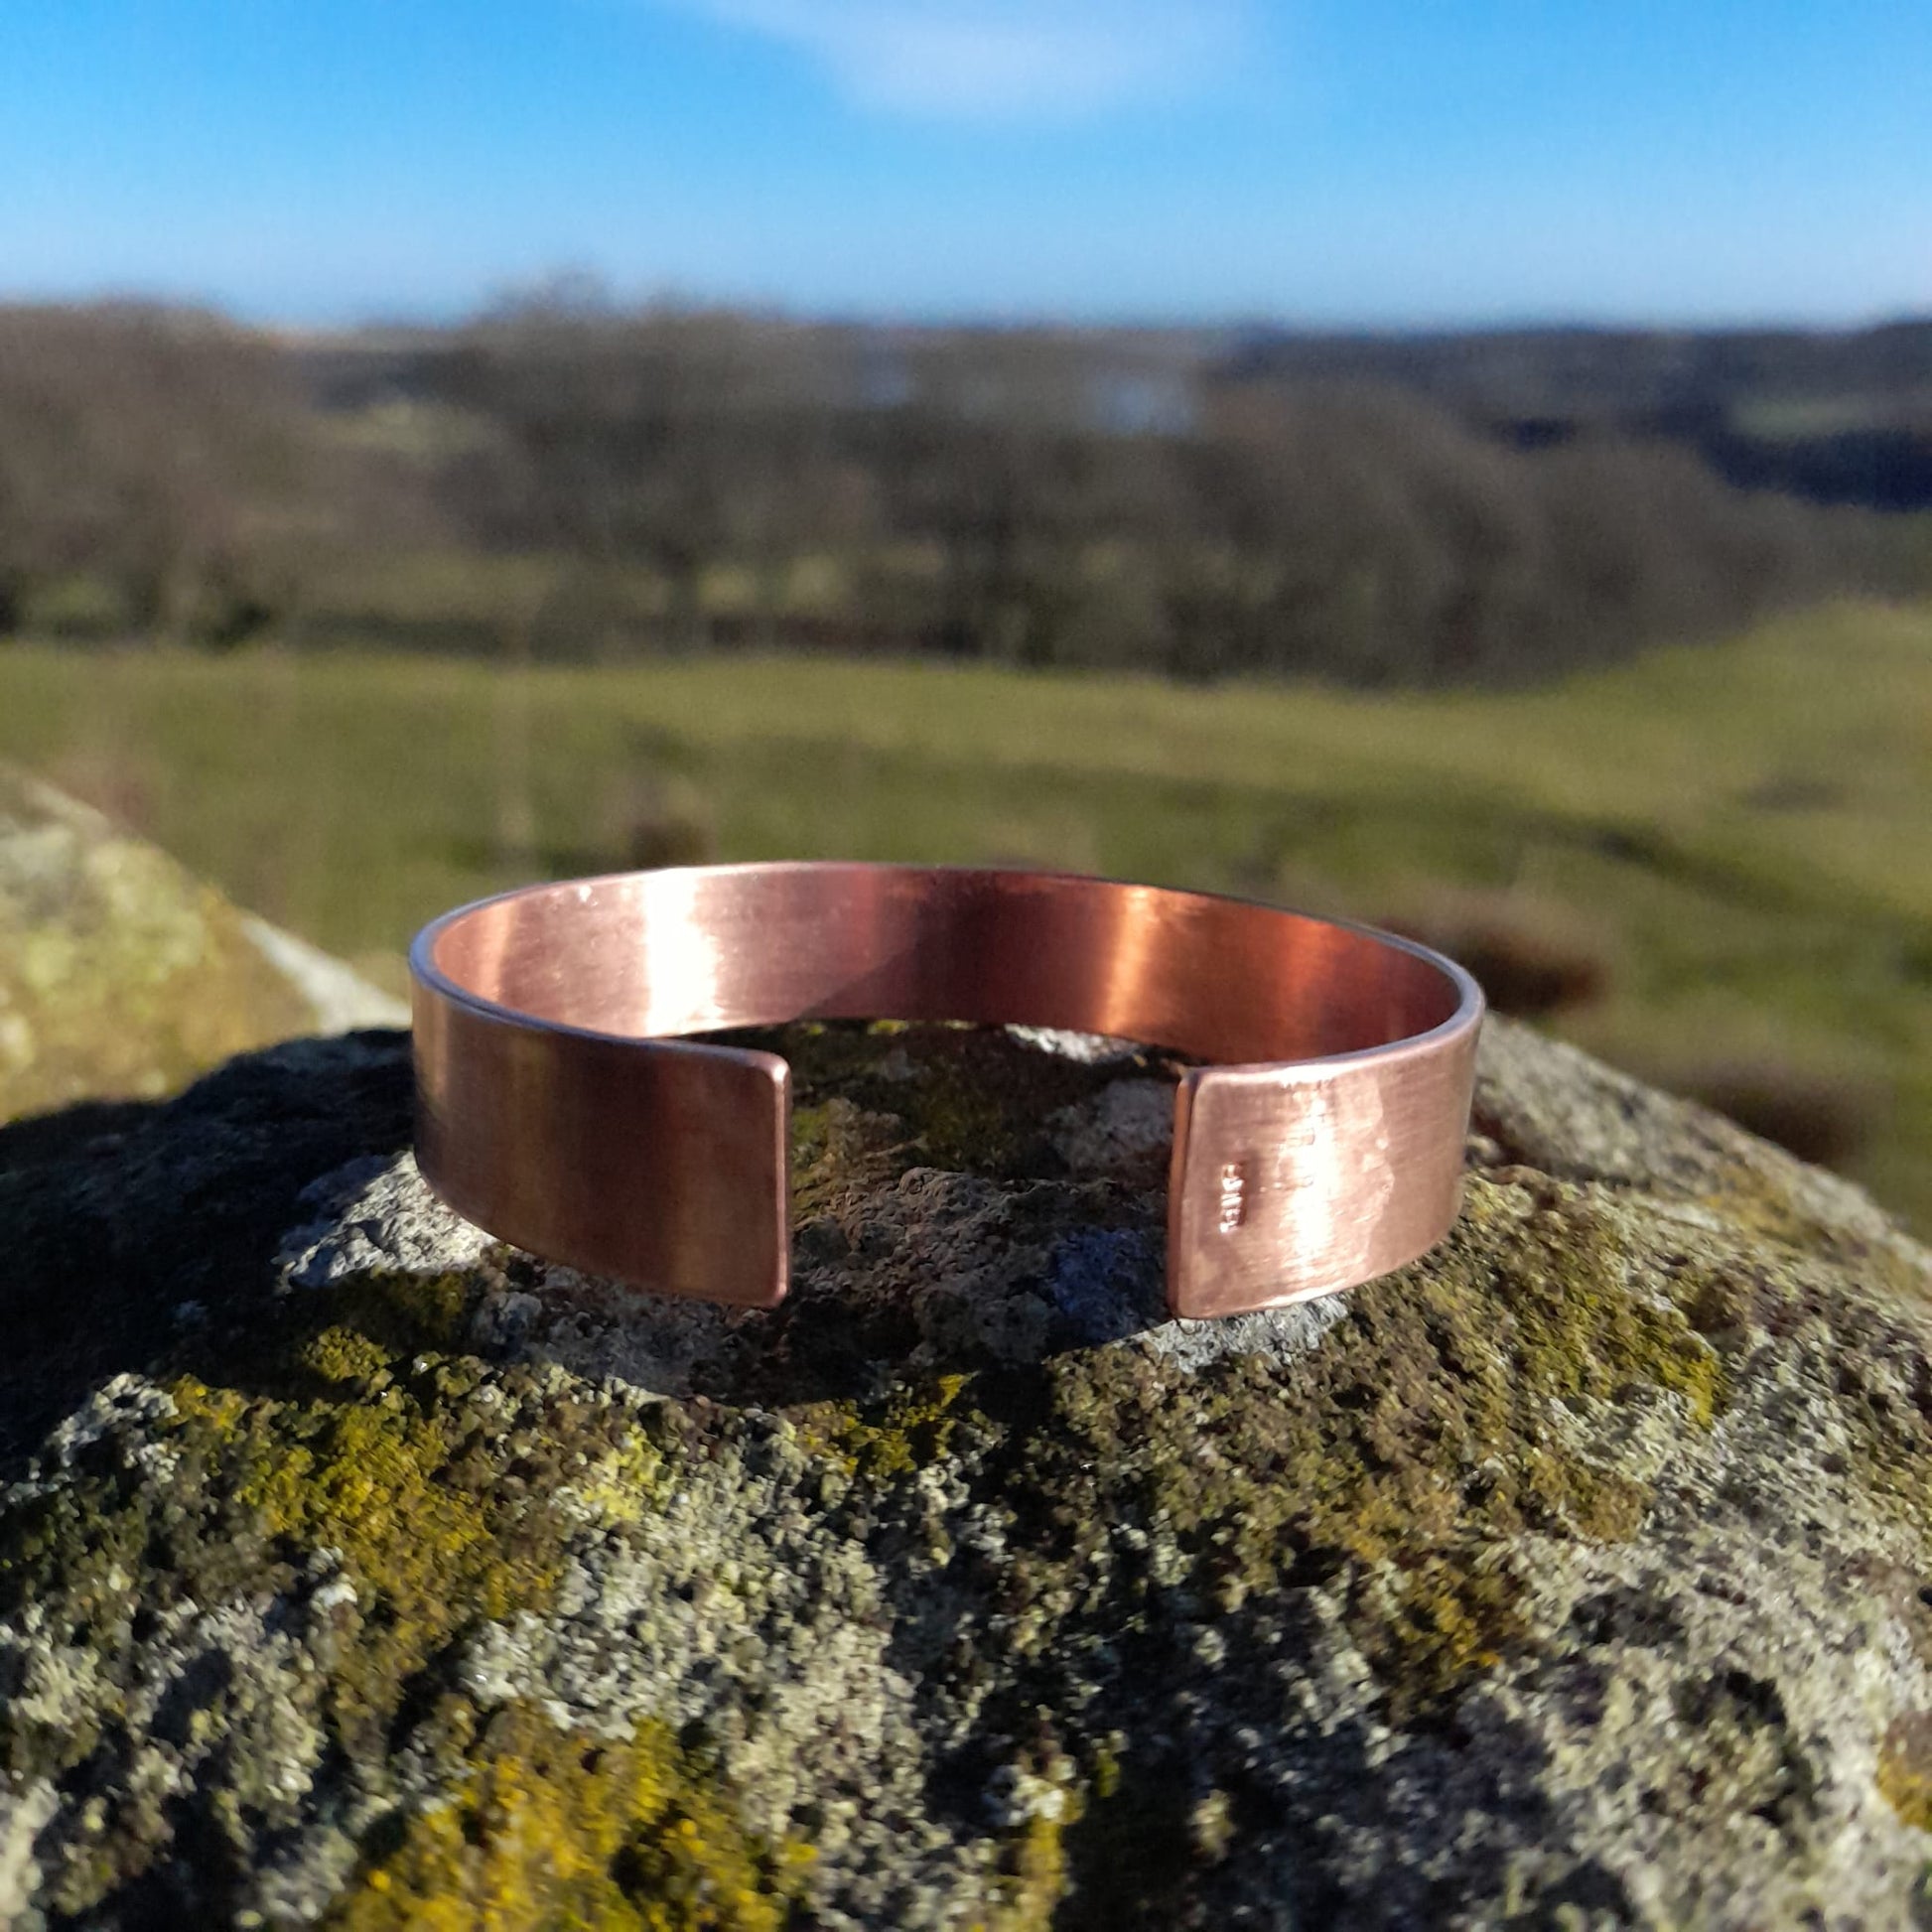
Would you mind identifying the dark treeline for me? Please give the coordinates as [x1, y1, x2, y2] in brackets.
[1224, 321, 1932, 417]
[1, 298, 1924, 684]
[1226, 321, 1932, 511]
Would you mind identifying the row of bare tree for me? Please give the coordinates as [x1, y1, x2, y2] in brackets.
[0, 299, 1916, 682]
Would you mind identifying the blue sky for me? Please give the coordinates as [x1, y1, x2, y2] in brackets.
[3, 0, 1927, 327]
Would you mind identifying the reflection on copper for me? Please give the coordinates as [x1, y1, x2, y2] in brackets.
[410, 864, 1483, 1317]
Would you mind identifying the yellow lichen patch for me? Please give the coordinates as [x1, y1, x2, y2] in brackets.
[298, 1324, 394, 1387]
[172, 1367, 558, 1748]
[168, 1376, 250, 1442]
[329, 1704, 810, 1932]
[1450, 1179, 1728, 1431]
[992, 1804, 1077, 1932]
[559, 1433, 669, 1529]
[1878, 1716, 1932, 1833]
[956, 1761, 1088, 1932]
[137, 1271, 680, 1764]
[1350, 1554, 1532, 1724]
[900, 1053, 1023, 1173]
[793, 1373, 973, 1479]
[314, 1268, 475, 1360]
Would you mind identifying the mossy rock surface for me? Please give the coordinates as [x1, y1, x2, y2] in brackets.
[0, 765, 402, 1125]
[3, 1009, 1932, 1928]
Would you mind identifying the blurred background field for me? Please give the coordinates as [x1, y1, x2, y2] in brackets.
[3, 592, 1927, 1230]
[4, 244, 1931, 1239]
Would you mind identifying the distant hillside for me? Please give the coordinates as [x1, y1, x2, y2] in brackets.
[295, 315, 1932, 509]
[1217, 322, 1932, 509]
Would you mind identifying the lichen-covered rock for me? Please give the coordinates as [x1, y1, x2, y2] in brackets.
[0, 765, 403, 1124]
[4, 1012, 1932, 1928]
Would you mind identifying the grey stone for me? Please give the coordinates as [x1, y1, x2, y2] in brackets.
[0, 764, 403, 1126]
[277, 1151, 491, 1291]
[2, 1010, 1931, 1928]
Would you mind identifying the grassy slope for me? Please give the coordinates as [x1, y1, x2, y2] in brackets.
[2, 600, 1927, 1227]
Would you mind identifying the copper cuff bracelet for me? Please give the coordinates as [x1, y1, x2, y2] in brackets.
[409, 863, 1484, 1319]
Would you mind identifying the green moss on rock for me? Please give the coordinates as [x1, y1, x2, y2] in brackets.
[1026, 1176, 1723, 1718]
[753, 1018, 1156, 1193]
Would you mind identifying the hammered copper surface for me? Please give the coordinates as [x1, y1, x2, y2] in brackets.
[410, 864, 1483, 1315]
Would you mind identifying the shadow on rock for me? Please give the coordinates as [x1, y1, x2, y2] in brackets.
[0, 1031, 414, 1471]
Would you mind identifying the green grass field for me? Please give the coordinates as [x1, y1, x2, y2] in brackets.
[3, 600, 1928, 1229]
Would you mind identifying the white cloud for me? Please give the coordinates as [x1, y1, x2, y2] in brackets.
[670, 0, 1248, 120]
